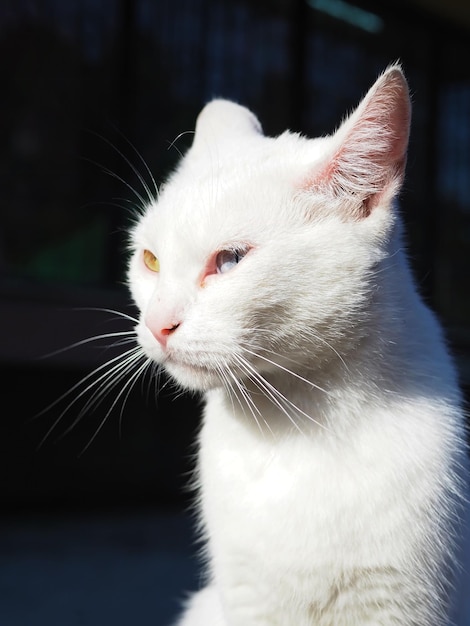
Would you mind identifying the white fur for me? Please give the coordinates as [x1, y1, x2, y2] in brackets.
[127, 66, 468, 625]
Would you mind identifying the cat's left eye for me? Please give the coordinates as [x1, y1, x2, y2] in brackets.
[143, 249, 160, 272]
[216, 248, 249, 274]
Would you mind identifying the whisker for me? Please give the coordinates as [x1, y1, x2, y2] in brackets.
[107, 337, 138, 349]
[35, 346, 137, 419]
[242, 347, 330, 395]
[68, 348, 145, 423]
[79, 354, 153, 456]
[79, 198, 140, 216]
[234, 353, 329, 433]
[82, 307, 138, 324]
[228, 369, 273, 435]
[35, 346, 143, 447]
[301, 330, 350, 372]
[167, 130, 195, 159]
[246, 328, 349, 375]
[40, 330, 136, 360]
[105, 122, 160, 202]
[86, 129, 157, 207]
[234, 356, 306, 435]
[81, 155, 148, 210]
[140, 360, 161, 410]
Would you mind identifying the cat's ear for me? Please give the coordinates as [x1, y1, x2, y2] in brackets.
[303, 65, 411, 219]
[192, 99, 263, 149]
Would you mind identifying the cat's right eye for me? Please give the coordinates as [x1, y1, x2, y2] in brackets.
[143, 249, 160, 272]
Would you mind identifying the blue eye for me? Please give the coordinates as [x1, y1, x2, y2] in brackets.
[216, 248, 248, 274]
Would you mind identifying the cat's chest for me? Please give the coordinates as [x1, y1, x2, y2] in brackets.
[199, 390, 320, 498]
[196, 389, 429, 572]
[197, 391, 370, 559]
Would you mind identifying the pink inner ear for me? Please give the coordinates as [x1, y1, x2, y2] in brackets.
[302, 68, 411, 217]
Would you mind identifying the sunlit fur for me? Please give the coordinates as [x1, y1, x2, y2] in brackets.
[126, 66, 468, 624]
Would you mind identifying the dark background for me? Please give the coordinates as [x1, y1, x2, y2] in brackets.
[2, 0, 470, 516]
[1, 1, 470, 623]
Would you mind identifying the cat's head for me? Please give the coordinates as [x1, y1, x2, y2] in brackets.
[128, 65, 411, 392]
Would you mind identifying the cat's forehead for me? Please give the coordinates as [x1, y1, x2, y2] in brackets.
[168, 130, 326, 208]
[144, 171, 282, 249]
[185, 128, 320, 175]
[133, 131, 327, 258]
[163, 138, 302, 213]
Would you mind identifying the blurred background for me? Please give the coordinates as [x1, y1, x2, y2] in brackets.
[1, 0, 470, 624]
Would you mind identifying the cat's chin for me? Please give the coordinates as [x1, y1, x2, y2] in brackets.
[163, 360, 224, 393]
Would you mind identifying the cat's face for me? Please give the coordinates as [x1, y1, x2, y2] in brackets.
[128, 66, 410, 392]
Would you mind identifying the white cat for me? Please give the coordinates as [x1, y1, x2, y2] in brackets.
[127, 65, 469, 625]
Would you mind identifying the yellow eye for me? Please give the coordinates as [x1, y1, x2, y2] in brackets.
[143, 249, 160, 272]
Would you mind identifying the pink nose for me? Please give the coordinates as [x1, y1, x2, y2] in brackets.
[149, 322, 180, 348]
